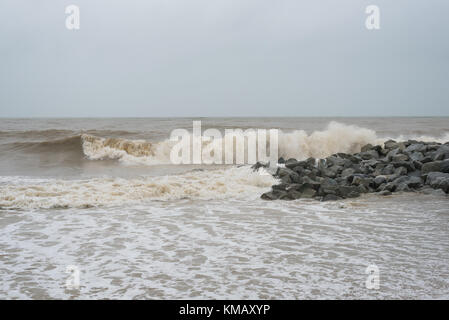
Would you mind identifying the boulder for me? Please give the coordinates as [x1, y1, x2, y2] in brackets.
[336, 186, 361, 198]
[433, 146, 449, 161]
[320, 166, 339, 178]
[360, 150, 379, 160]
[351, 175, 372, 188]
[425, 172, 449, 193]
[318, 178, 339, 195]
[261, 190, 287, 200]
[285, 158, 300, 169]
[251, 161, 269, 170]
[373, 175, 387, 188]
[361, 144, 373, 152]
[422, 160, 449, 174]
[272, 183, 288, 191]
[341, 168, 356, 177]
[392, 176, 422, 189]
[405, 143, 426, 153]
[394, 166, 408, 176]
[384, 140, 398, 150]
[409, 152, 424, 162]
[392, 154, 409, 162]
[297, 186, 317, 198]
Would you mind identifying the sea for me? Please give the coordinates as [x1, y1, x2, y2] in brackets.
[0, 117, 448, 299]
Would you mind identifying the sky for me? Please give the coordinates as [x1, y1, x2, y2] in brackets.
[0, 0, 448, 117]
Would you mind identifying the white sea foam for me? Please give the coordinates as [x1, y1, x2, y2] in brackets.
[0, 166, 278, 209]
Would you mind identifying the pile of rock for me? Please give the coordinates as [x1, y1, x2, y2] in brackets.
[258, 140, 449, 201]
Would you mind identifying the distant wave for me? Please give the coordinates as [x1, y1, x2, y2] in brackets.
[0, 129, 141, 139]
[1, 122, 449, 165]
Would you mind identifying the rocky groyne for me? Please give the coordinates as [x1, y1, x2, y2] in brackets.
[257, 140, 449, 201]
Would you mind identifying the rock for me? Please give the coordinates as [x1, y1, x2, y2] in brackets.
[373, 175, 387, 187]
[326, 156, 348, 167]
[322, 194, 343, 201]
[421, 187, 447, 196]
[386, 148, 400, 161]
[318, 178, 339, 195]
[408, 169, 422, 177]
[385, 174, 400, 182]
[385, 141, 406, 151]
[276, 167, 298, 181]
[409, 152, 424, 162]
[412, 160, 423, 170]
[441, 160, 449, 173]
[394, 166, 408, 176]
[285, 158, 300, 169]
[292, 166, 304, 175]
[422, 160, 449, 174]
[425, 172, 449, 193]
[278, 157, 285, 164]
[336, 186, 361, 198]
[320, 166, 339, 178]
[395, 183, 412, 192]
[351, 175, 372, 188]
[381, 164, 395, 175]
[434, 146, 449, 161]
[392, 176, 422, 189]
[379, 190, 392, 196]
[297, 186, 317, 198]
[392, 154, 409, 162]
[421, 156, 434, 164]
[361, 144, 373, 152]
[405, 143, 426, 153]
[391, 161, 415, 172]
[251, 161, 269, 170]
[383, 182, 397, 192]
[406, 176, 423, 188]
[261, 190, 287, 200]
[384, 140, 398, 150]
[341, 168, 355, 177]
[287, 190, 303, 200]
[272, 183, 288, 191]
[360, 150, 379, 160]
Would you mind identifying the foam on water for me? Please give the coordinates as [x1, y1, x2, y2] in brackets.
[1, 118, 449, 299]
[0, 166, 278, 209]
[1, 193, 448, 299]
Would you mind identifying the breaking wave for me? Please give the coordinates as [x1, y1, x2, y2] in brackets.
[2, 122, 449, 165]
[0, 166, 277, 209]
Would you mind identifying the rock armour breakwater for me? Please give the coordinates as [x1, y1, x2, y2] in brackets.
[259, 139, 449, 201]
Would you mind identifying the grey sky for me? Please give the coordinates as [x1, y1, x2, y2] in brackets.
[0, 0, 448, 117]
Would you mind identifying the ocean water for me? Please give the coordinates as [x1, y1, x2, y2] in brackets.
[0, 117, 448, 299]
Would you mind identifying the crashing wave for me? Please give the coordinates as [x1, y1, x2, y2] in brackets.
[2, 122, 449, 166]
[0, 166, 278, 209]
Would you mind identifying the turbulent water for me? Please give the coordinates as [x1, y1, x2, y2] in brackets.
[1, 117, 448, 299]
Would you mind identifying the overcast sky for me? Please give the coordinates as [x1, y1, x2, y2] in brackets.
[0, 0, 448, 117]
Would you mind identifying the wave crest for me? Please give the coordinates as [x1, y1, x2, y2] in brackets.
[2, 122, 448, 166]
